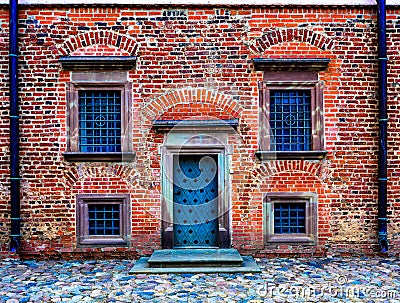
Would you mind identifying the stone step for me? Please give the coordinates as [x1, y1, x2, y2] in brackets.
[148, 248, 243, 268]
[130, 256, 261, 274]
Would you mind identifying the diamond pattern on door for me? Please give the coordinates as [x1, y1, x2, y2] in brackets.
[173, 154, 219, 247]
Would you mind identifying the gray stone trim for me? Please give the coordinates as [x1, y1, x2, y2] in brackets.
[161, 131, 232, 249]
[254, 58, 330, 72]
[60, 56, 137, 71]
[3, 0, 400, 6]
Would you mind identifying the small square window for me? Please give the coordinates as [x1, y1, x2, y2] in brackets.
[274, 202, 306, 234]
[264, 192, 317, 245]
[88, 204, 121, 236]
[77, 194, 130, 246]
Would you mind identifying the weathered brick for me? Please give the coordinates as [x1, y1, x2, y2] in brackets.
[0, 5, 399, 259]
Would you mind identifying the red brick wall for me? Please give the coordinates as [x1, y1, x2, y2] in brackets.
[0, 5, 399, 258]
[387, 8, 400, 254]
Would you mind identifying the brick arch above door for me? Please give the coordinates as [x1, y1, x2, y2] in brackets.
[141, 87, 243, 136]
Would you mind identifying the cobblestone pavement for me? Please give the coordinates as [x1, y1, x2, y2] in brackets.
[0, 257, 399, 303]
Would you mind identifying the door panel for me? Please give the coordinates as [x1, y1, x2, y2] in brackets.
[173, 154, 219, 247]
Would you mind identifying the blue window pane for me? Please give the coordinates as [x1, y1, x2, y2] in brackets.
[274, 203, 306, 234]
[270, 90, 311, 151]
[88, 204, 120, 236]
[79, 91, 121, 152]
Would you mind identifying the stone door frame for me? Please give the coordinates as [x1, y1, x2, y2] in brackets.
[160, 130, 231, 249]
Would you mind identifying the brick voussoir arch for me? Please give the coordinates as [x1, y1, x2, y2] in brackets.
[64, 163, 141, 189]
[251, 159, 346, 197]
[142, 87, 243, 127]
[254, 160, 328, 184]
[57, 30, 138, 56]
[250, 28, 335, 54]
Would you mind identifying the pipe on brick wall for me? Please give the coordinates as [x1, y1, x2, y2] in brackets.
[377, 0, 389, 253]
[9, 0, 21, 252]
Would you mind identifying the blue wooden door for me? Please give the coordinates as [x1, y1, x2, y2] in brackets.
[173, 154, 219, 247]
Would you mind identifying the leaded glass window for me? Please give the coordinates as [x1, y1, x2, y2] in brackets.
[269, 90, 311, 151]
[77, 195, 130, 246]
[88, 204, 120, 236]
[264, 192, 317, 244]
[66, 81, 133, 161]
[78, 90, 121, 153]
[257, 75, 325, 160]
[274, 203, 306, 234]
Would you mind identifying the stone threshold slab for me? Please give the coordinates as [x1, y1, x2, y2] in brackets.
[130, 256, 261, 274]
[148, 248, 243, 267]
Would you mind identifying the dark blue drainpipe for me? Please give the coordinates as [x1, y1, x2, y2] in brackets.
[377, 0, 389, 253]
[9, 0, 21, 252]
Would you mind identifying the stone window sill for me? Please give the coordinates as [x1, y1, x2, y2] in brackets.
[79, 237, 128, 246]
[255, 150, 327, 161]
[63, 152, 135, 162]
[265, 234, 316, 245]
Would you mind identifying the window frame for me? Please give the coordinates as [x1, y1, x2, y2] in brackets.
[257, 71, 327, 160]
[65, 81, 133, 162]
[264, 192, 317, 245]
[76, 194, 131, 246]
